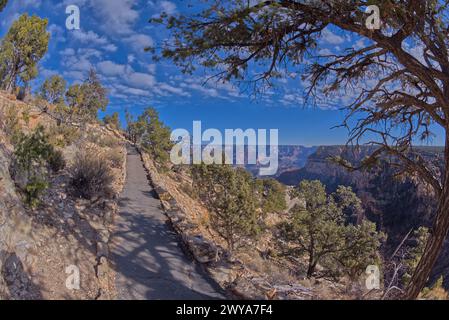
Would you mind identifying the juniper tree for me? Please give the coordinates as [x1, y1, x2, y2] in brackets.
[0, 14, 49, 93]
[65, 69, 108, 121]
[192, 163, 260, 254]
[134, 107, 173, 165]
[255, 178, 288, 214]
[279, 180, 346, 278]
[104, 112, 121, 130]
[153, 0, 449, 299]
[279, 180, 383, 278]
[40, 75, 67, 105]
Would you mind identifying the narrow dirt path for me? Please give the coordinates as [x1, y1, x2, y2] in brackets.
[110, 146, 225, 300]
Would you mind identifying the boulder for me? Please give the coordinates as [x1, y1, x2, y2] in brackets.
[183, 235, 221, 264]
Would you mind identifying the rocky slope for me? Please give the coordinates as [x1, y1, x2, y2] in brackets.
[0, 91, 126, 299]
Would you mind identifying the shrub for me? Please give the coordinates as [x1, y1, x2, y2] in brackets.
[103, 112, 121, 130]
[11, 125, 64, 207]
[70, 149, 113, 199]
[25, 176, 49, 208]
[255, 178, 287, 214]
[87, 131, 120, 149]
[0, 103, 21, 142]
[13, 125, 64, 173]
[13, 125, 54, 172]
[48, 124, 81, 147]
[48, 149, 66, 173]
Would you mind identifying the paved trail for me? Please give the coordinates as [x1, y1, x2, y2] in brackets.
[111, 146, 224, 300]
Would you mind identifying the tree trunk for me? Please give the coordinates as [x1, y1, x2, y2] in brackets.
[307, 256, 316, 278]
[404, 134, 449, 300]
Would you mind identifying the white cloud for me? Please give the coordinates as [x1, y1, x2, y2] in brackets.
[90, 0, 139, 35]
[124, 34, 154, 53]
[126, 72, 157, 89]
[127, 54, 136, 63]
[48, 24, 66, 44]
[71, 30, 109, 45]
[97, 61, 127, 77]
[321, 29, 344, 45]
[159, 1, 177, 15]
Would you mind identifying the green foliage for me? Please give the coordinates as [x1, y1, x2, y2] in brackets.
[255, 178, 287, 214]
[334, 185, 364, 223]
[0, 14, 49, 92]
[279, 180, 383, 278]
[40, 74, 67, 105]
[12, 125, 64, 208]
[103, 112, 121, 130]
[331, 220, 385, 280]
[65, 69, 108, 121]
[192, 163, 261, 253]
[25, 176, 49, 208]
[69, 149, 113, 200]
[14, 125, 55, 173]
[133, 107, 173, 166]
[125, 108, 138, 142]
[0, 103, 21, 142]
[402, 227, 430, 286]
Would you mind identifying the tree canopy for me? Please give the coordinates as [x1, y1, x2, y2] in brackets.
[0, 13, 49, 92]
[40, 74, 67, 105]
[279, 180, 383, 279]
[65, 69, 109, 121]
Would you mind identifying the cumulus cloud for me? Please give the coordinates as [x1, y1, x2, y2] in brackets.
[71, 30, 109, 45]
[97, 60, 127, 77]
[90, 0, 139, 35]
[321, 29, 345, 45]
[124, 34, 154, 53]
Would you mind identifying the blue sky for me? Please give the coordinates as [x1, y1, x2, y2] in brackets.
[0, 0, 445, 146]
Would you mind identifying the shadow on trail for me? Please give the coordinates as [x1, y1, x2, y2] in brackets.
[110, 145, 225, 300]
